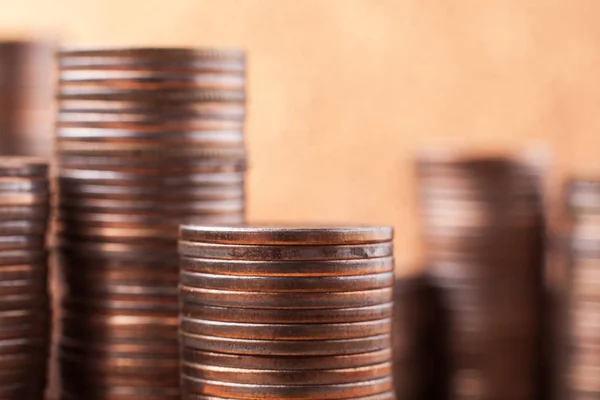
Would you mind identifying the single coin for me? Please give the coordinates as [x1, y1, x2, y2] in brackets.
[181, 375, 392, 399]
[180, 317, 391, 340]
[178, 241, 393, 261]
[181, 361, 392, 385]
[180, 286, 392, 309]
[58, 152, 246, 169]
[61, 294, 178, 313]
[0, 250, 47, 266]
[60, 383, 180, 399]
[59, 198, 244, 213]
[181, 303, 393, 324]
[58, 169, 245, 186]
[0, 264, 47, 281]
[181, 393, 395, 400]
[180, 332, 391, 356]
[59, 100, 245, 117]
[57, 141, 246, 157]
[179, 224, 393, 245]
[60, 335, 179, 357]
[59, 46, 245, 59]
[180, 271, 393, 292]
[0, 221, 47, 236]
[65, 282, 177, 297]
[181, 348, 392, 370]
[0, 206, 49, 222]
[0, 157, 48, 178]
[58, 86, 246, 102]
[57, 210, 244, 227]
[0, 194, 49, 207]
[179, 256, 392, 277]
[0, 179, 48, 194]
[0, 236, 45, 251]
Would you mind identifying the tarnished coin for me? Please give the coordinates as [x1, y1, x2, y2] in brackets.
[181, 375, 393, 399]
[0, 221, 47, 236]
[180, 224, 393, 245]
[178, 241, 393, 261]
[180, 286, 392, 309]
[180, 317, 392, 340]
[179, 256, 393, 277]
[181, 332, 391, 356]
[180, 271, 394, 292]
[0, 157, 48, 178]
[0, 206, 49, 222]
[181, 303, 393, 324]
[58, 86, 246, 103]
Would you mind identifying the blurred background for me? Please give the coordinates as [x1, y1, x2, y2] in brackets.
[1, 0, 599, 273]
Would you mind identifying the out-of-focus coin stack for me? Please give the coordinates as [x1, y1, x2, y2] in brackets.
[178, 225, 395, 400]
[0, 157, 50, 399]
[416, 153, 545, 400]
[393, 274, 445, 399]
[563, 179, 600, 398]
[54, 47, 247, 399]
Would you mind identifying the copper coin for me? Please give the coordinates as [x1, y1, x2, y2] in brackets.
[0, 178, 48, 193]
[180, 317, 391, 340]
[58, 86, 245, 102]
[66, 282, 177, 297]
[0, 235, 45, 250]
[0, 264, 47, 281]
[0, 250, 47, 266]
[181, 375, 392, 399]
[60, 337, 178, 357]
[57, 112, 245, 127]
[181, 303, 393, 324]
[179, 393, 395, 400]
[0, 206, 49, 222]
[180, 224, 393, 245]
[178, 241, 393, 261]
[0, 157, 48, 178]
[181, 361, 392, 385]
[58, 154, 246, 170]
[58, 169, 244, 185]
[180, 286, 392, 309]
[59, 46, 245, 59]
[0, 221, 47, 236]
[180, 332, 391, 356]
[59, 198, 244, 213]
[179, 256, 392, 277]
[182, 348, 391, 371]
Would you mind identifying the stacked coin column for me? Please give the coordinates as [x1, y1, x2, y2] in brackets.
[0, 157, 50, 399]
[563, 179, 600, 397]
[178, 225, 395, 400]
[416, 155, 544, 400]
[54, 48, 247, 399]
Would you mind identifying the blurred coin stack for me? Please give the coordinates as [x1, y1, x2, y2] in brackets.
[54, 47, 247, 399]
[416, 153, 545, 399]
[0, 157, 50, 399]
[178, 225, 395, 400]
[564, 179, 600, 398]
[393, 274, 444, 399]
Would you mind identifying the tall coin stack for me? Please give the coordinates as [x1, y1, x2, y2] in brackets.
[54, 47, 247, 399]
[416, 153, 545, 400]
[564, 179, 600, 398]
[0, 157, 50, 399]
[178, 225, 395, 399]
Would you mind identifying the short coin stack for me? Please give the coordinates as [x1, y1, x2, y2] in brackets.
[178, 225, 395, 399]
[0, 157, 50, 399]
[54, 47, 247, 399]
[416, 153, 545, 399]
[564, 179, 600, 398]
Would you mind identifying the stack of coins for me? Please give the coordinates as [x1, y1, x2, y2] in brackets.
[392, 274, 444, 399]
[564, 179, 600, 398]
[416, 153, 545, 399]
[0, 157, 50, 398]
[54, 47, 247, 399]
[178, 225, 395, 399]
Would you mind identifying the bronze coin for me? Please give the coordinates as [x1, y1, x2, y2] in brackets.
[180, 286, 392, 309]
[59, 46, 245, 60]
[59, 198, 244, 213]
[58, 86, 245, 103]
[66, 282, 177, 297]
[179, 256, 392, 277]
[180, 317, 391, 340]
[180, 393, 395, 400]
[0, 206, 49, 222]
[180, 271, 392, 293]
[180, 332, 391, 356]
[0, 221, 47, 236]
[60, 337, 179, 357]
[182, 303, 393, 324]
[178, 241, 393, 261]
[181, 361, 392, 385]
[181, 348, 391, 371]
[58, 153, 246, 170]
[0, 265, 47, 281]
[58, 169, 245, 186]
[181, 375, 392, 399]
[0, 250, 47, 266]
[0, 157, 48, 178]
[178, 225, 392, 245]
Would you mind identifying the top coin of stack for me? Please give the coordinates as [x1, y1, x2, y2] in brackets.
[0, 156, 51, 399]
[178, 224, 396, 400]
[416, 152, 545, 400]
[564, 179, 600, 398]
[54, 47, 247, 399]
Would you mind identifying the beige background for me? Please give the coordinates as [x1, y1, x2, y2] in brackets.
[0, 0, 597, 273]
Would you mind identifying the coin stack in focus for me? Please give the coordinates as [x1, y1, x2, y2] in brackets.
[178, 225, 395, 399]
[416, 153, 545, 399]
[0, 157, 50, 399]
[54, 47, 247, 399]
[564, 179, 600, 398]
[393, 274, 444, 399]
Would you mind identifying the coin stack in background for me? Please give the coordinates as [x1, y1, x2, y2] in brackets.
[416, 153, 545, 399]
[178, 225, 395, 399]
[392, 274, 444, 399]
[0, 40, 56, 158]
[54, 47, 247, 399]
[563, 179, 600, 398]
[0, 157, 50, 399]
